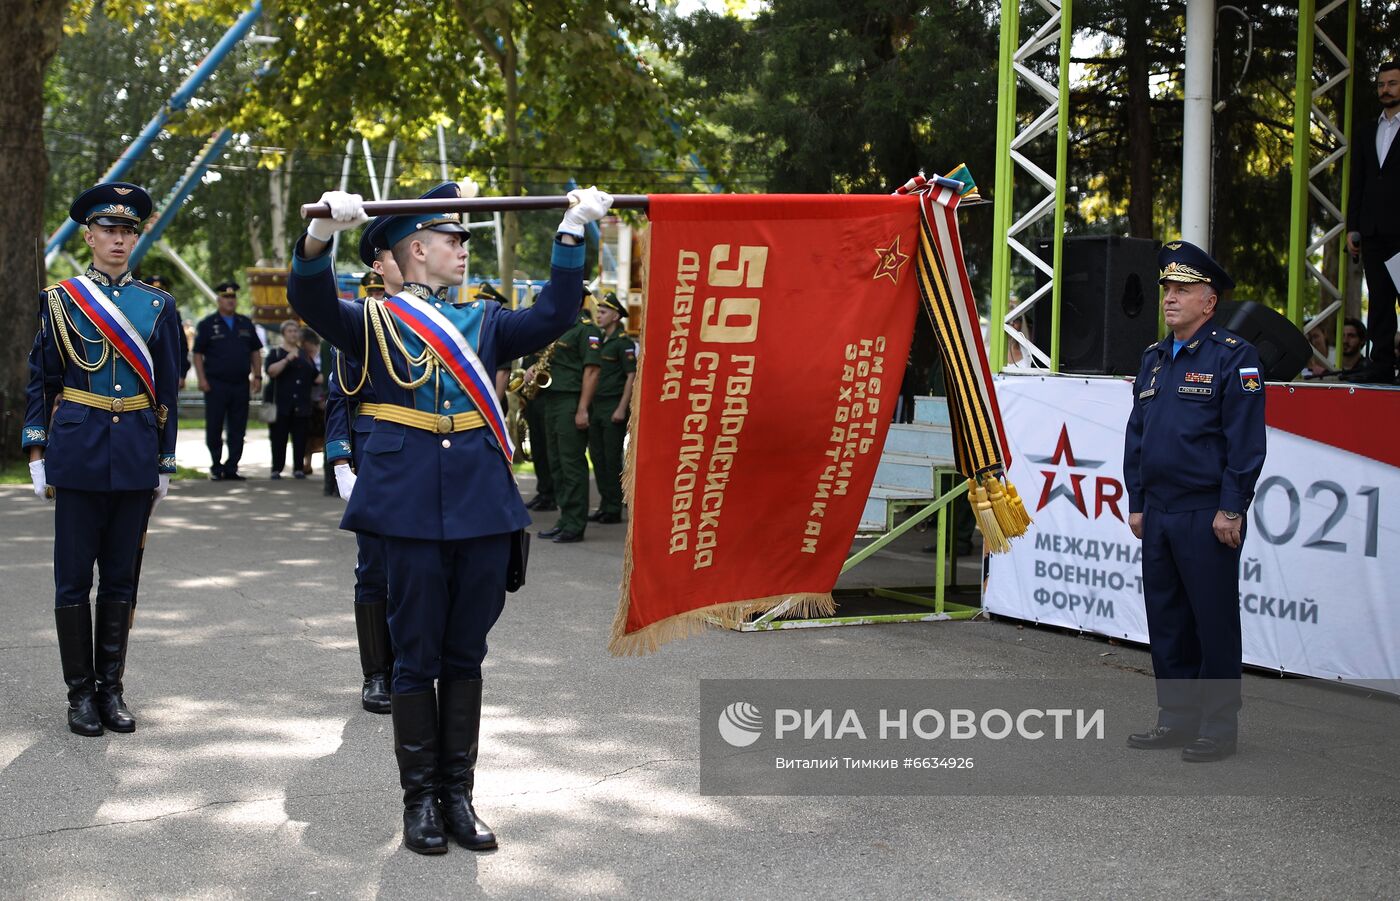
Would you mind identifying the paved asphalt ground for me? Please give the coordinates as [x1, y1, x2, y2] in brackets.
[1, 466, 1396, 900]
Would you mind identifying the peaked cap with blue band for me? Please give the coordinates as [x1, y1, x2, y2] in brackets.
[69, 182, 152, 228]
[1158, 239, 1234, 291]
[359, 219, 387, 267]
[379, 182, 470, 250]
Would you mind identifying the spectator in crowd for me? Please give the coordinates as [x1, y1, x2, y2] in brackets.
[1005, 314, 1036, 370]
[265, 319, 319, 480]
[1301, 325, 1334, 379]
[1339, 317, 1370, 377]
[1344, 60, 1400, 385]
[193, 280, 263, 480]
[301, 331, 327, 478]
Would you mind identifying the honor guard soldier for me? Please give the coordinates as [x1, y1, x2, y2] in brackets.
[145, 274, 191, 384]
[1124, 240, 1267, 763]
[537, 288, 602, 543]
[322, 222, 404, 715]
[586, 292, 635, 523]
[192, 280, 263, 479]
[24, 182, 181, 736]
[290, 182, 612, 855]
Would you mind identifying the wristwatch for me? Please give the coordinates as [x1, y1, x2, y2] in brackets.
[1221, 510, 1240, 521]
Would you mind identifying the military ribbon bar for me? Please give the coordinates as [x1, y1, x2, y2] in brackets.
[380, 292, 514, 461]
[58, 276, 157, 400]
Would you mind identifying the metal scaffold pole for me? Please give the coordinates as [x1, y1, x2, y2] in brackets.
[990, 0, 1071, 374]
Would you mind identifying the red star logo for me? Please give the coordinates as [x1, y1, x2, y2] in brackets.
[873, 235, 910, 284]
[1031, 425, 1104, 518]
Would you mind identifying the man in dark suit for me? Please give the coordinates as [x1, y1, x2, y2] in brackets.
[1345, 60, 1400, 385]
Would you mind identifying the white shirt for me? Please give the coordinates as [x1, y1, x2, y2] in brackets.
[1378, 110, 1400, 167]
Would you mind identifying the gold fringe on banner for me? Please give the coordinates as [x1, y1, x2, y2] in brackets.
[607, 226, 836, 656]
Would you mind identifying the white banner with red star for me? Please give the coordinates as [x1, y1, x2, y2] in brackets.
[984, 374, 1400, 690]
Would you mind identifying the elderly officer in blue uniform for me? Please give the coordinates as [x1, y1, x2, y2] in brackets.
[192, 280, 263, 480]
[1123, 240, 1267, 763]
[322, 220, 405, 716]
[23, 182, 181, 737]
[289, 182, 611, 855]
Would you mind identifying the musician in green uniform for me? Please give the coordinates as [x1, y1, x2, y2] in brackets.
[586, 292, 635, 524]
[520, 345, 557, 512]
[537, 289, 601, 543]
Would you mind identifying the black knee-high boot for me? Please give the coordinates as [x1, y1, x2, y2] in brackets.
[437, 679, 497, 850]
[391, 690, 448, 854]
[55, 605, 102, 737]
[355, 602, 392, 714]
[95, 601, 136, 732]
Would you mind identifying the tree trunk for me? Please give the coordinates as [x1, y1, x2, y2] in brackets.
[500, 20, 521, 289]
[1124, 0, 1154, 238]
[268, 153, 293, 267]
[0, 0, 69, 461]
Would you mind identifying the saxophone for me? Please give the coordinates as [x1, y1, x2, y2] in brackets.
[508, 341, 555, 400]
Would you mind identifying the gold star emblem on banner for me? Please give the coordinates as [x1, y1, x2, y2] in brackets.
[873, 235, 910, 284]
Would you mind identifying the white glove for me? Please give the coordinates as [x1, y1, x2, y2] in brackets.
[334, 463, 357, 501]
[307, 191, 369, 242]
[29, 459, 50, 502]
[557, 186, 614, 237]
[151, 473, 171, 511]
[458, 177, 480, 199]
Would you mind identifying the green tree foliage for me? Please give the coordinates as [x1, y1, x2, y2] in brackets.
[668, 1, 1004, 292]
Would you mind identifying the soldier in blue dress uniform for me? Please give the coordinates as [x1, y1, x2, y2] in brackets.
[290, 182, 612, 854]
[1123, 240, 1267, 763]
[23, 182, 181, 736]
[322, 222, 405, 716]
[192, 280, 263, 480]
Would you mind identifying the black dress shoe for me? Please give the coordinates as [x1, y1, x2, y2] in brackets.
[595, 513, 622, 524]
[587, 509, 605, 522]
[210, 467, 225, 481]
[532, 500, 557, 512]
[1181, 736, 1237, 762]
[552, 530, 584, 543]
[537, 526, 564, 539]
[524, 495, 556, 511]
[1126, 726, 1193, 750]
[224, 470, 247, 481]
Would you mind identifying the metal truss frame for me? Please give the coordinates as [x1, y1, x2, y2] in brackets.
[989, 0, 1073, 375]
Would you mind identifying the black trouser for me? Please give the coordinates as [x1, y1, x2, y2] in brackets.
[270, 413, 309, 475]
[204, 380, 250, 472]
[53, 489, 149, 609]
[1360, 235, 1398, 378]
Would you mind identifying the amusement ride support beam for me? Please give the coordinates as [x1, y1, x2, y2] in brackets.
[1181, 0, 1215, 248]
[989, 0, 1070, 374]
[44, 2, 263, 266]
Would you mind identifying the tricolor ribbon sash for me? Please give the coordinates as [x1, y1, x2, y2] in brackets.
[379, 292, 514, 461]
[57, 276, 157, 400]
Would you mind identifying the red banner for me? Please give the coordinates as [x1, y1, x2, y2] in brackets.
[611, 195, 922, 653]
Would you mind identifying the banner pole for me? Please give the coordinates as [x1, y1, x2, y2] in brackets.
[300, 195, 652, 219]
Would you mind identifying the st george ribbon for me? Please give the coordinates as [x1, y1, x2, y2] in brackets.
[611, 183, 1030, 655]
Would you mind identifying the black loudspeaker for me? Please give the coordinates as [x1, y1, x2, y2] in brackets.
[1033, 236, 1161, 375]
[1214, 300, 1311, 383]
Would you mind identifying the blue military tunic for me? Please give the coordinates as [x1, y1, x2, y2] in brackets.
[288, 236, 584, 541]
[23, 269, 181, 490]
[1124, 319, 1267, 515]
